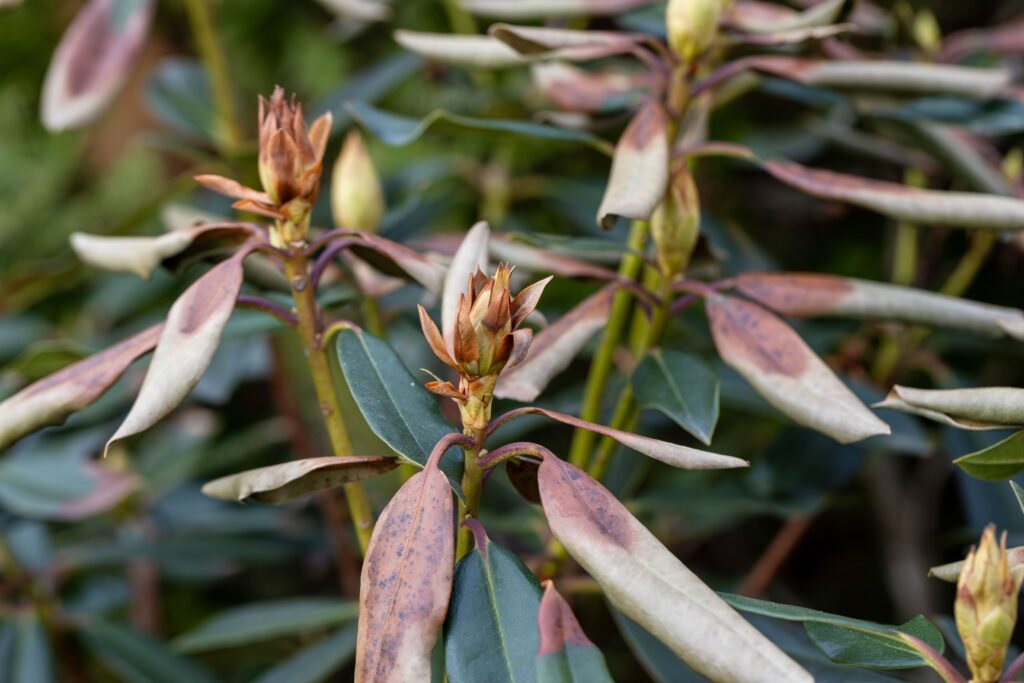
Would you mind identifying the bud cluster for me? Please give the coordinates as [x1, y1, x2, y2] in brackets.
[418, 264, 550, 433]
[955, 525, 1024, 683]
[196, 86, 332, 247]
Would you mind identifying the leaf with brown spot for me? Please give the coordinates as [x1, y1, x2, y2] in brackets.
[71, 225, 256, 280]
[489, 23, 644, 57]
[0, 324, 162, 452]
[41, 0, 156, 131]
[106, 250, 250, 453]
[201, 456, 398, 505]
[763, 160, 1024, 230]
[496, 407, 748, 470]
[496, 286, 615, 402]
[393, 31, 528, 68]
[348, 232, 447, 295]
[875, 386, 1024, 430]
[536, 456, 812, 683]
[356, 465, 454, 682]
[596, 101, 669, 230]
[490, 235, 618, 281]
[706, 295, 890, 443]
[531, 62, 650, 113]
[736, 272, 1024, 340]
[535, 581, 613, 683]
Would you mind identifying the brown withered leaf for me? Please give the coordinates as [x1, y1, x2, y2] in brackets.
[531, 62, 650, 113]
[489, 24, 644, 57]
[462, 0, 657, 19]
[202, 456, 398, 504]
[706, 295, 890, 443]
[940, 16, 1024, 61]
[106, 250, 250, 453]
[41, 0, 156, 131]
[506, 457, 541, 504]
[536, 581, 613, 682]
[875, 386, 1024, 430]
[736, 272, 1024, 340]
[490, 235, 617, 281]
[929, 546, 1024, 583]
[537, 456, 812, 682]
[356, 465, 454, 682]
[347, 232, 447, 295]
[763, 160, 1024, 230]
[0, 324, 163, 452]
[496, 286, 615, 402]
[725, 0, 847, 34]
[596, 101, 669, 230]
[57, 463, 138, 521]
[71, 224, 256, 280]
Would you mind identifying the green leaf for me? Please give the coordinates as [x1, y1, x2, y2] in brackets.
[12, 614, 53, 683]
[633, 349, 720, 445]
[172, 599, 357, 653]
[954, 430, 1024, 480]
[78, 617, 217, 683]
[805, 617, 942, 669]
[144, 58, 215, 140]
[336, 327, 463, 496]
[347, 101, 605, 151]
[444, 532, 543, 683]
[0, 623, 15, 683]
[251, 626, 357, 683]
[720, 594, 944, 669]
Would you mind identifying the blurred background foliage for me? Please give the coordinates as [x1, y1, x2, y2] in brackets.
[2, 0, 1024, 681]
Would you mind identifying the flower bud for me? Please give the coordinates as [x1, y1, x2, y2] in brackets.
[666, 0, 727, 66]
[650, 168, 700, 278]
[418, 264, 551, 432]
[332, 130, 385, 233]
[955, 525, 1024, 683]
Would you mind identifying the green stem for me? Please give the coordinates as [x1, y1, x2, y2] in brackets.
[182, 0, 243, 156]
[588, 278, 674, 481]
[441, 0, 478, 35]
[285, 252, 374, 555]
[568, 220, 650, 469]
[455, 442, 483, 561]
[891, 170, 924, 287]
[939, 232, 997, 298]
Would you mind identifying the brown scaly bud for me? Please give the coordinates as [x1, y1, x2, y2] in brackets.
[955, 525, 1024, 683]
[418, 264, 551, 432]
[194, 86, 332, 247]
[650, 168, 700, 279]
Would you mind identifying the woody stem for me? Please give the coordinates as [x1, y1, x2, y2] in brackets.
[285, 249, 374, 556]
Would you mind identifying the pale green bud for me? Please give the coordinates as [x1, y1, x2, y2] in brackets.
[666, 0, 727, 66]
[651, 169, 700, 278]
[331, 130, 385, 233]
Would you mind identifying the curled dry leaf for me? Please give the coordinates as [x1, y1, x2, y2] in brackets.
[201, 456, 398, 505]
[929, 546, 1024, 583]
[393, 31, 528, 68]
[736, 272, 1024, 341]
[463, 0, 657, 19]
[764, 160, 1024, 230]
[875, 386, 1024, 430]
[726, 0, 848, 34]
[535, 581, 614, 682]
[351, 232, 447, 294]
[71, 224, 256, 280]
[356, 464, 454, 682]
[496, 407, 748, 470]
[106, 249, 250, 454]
[746, 57, 1012, 99]
[531, 62, 650, 113]
[537, 456, 812, 683]
[41, 0, 156, 131]
[496, 286, 615, 402]
[441, 221, 491, 357]
[596, 101, 669, 230]
[0, 324, 162, 452]
[706, 295, 890, 443]
[489, 24, 644, 57]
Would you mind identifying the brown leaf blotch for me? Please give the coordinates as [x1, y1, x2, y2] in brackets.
[538, 456, 632, 547]
[706, 296, 808, 376]
[537, 581, 595, 657]
[623, 101, 667, 151]
[736, 273, 855, 317]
